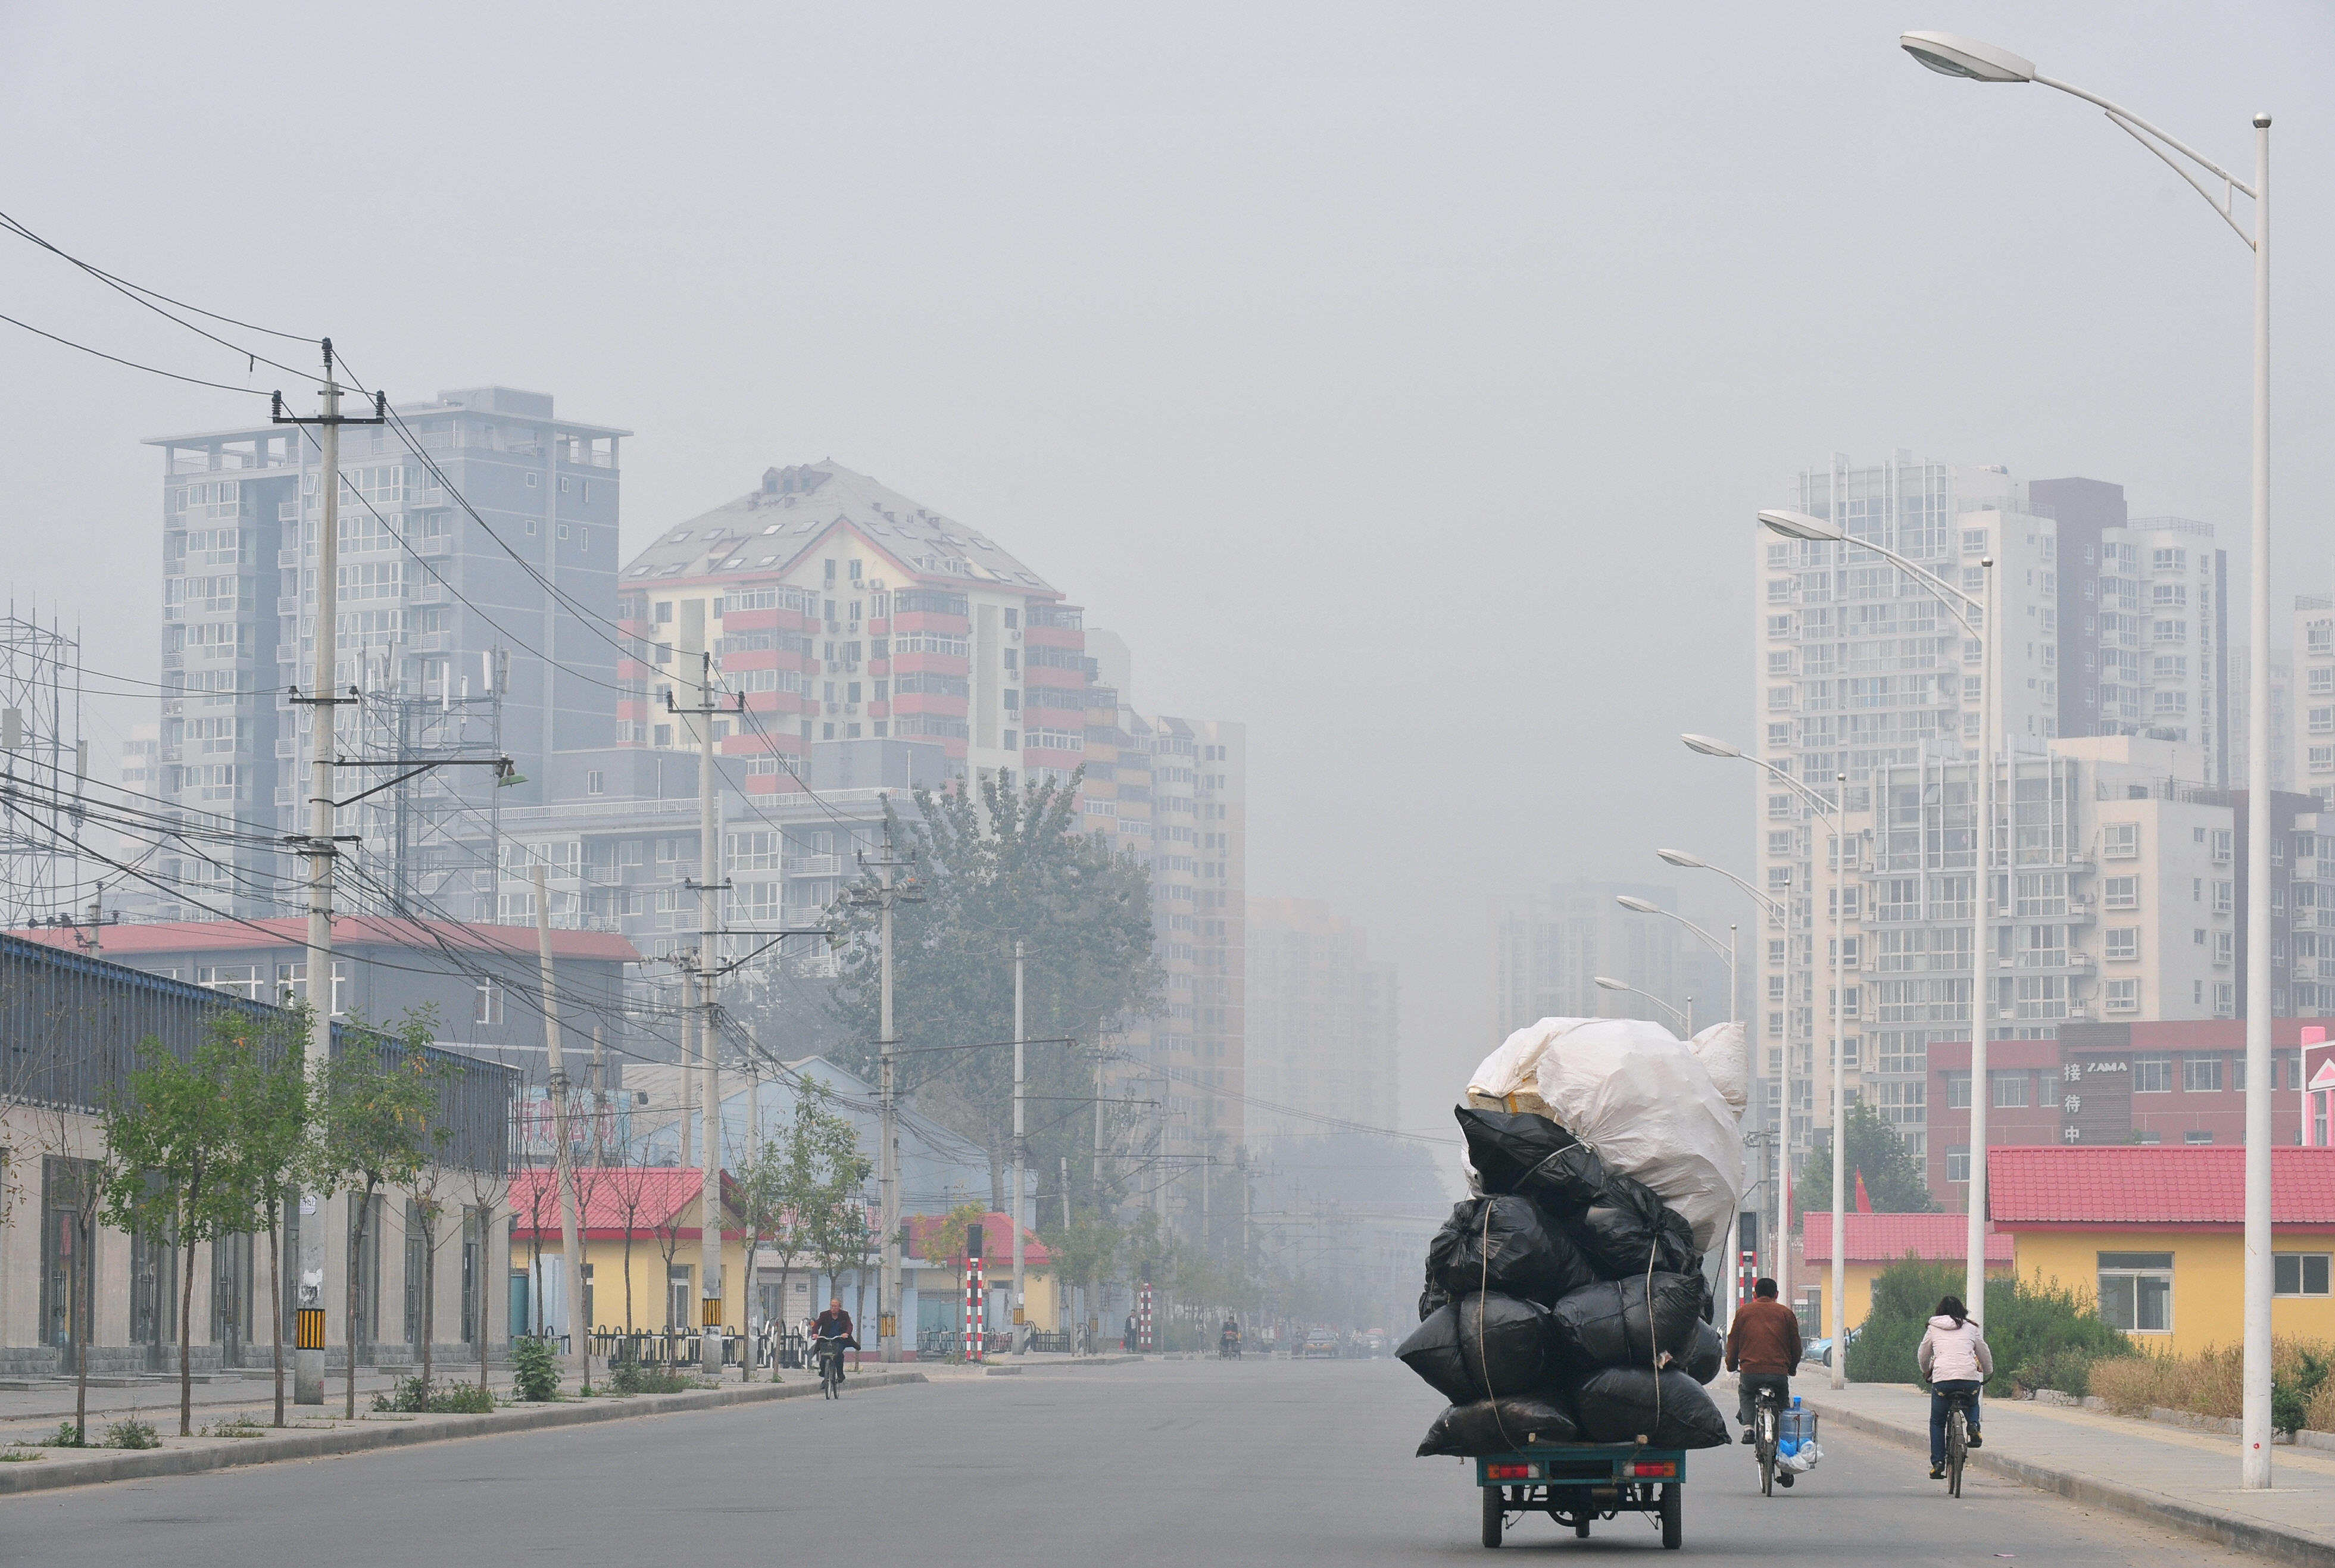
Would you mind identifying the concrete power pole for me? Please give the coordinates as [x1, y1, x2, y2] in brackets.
[536, 863, 588, 1386]
[271, 341, 382, 1405]
[666, 653, 739, 1379]
[1012, 938, 1026, 1353]
[853, 820, 916, 1363]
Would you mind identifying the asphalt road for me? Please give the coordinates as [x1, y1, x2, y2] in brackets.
[0, 1358, 2275, 1566]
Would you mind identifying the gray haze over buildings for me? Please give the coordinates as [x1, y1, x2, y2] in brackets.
[2, 2, 2333, 1142]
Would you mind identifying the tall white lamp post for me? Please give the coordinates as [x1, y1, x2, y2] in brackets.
[1593, 974, 1690, 1032]
[1682, 734, 1845, 1379]
[1900, 27, 2274, 1488]
[1758, 508, 1996, 1341]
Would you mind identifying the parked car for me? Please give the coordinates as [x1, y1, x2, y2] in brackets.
[1805, 1327, 1861, 1368]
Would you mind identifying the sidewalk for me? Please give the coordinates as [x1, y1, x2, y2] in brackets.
[1790, 1379, 2335, 1566]
[0, 1370, 929, 1495]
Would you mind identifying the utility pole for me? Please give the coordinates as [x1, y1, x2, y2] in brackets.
[536, 863, 586, 1387]
[271, 340, 383, 1405]
[851, 820, 917, 1362]
[667, 653, 739, 1378]
[1012, 937, 1026, 1354]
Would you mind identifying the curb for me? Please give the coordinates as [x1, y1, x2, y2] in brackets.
[0, 1370, 929, 1497]
[1801, 1395, 2335, 1568]
[983, 1355, 1145, 1376]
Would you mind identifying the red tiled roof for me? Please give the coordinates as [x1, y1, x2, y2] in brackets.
[10, 916, 639, 963]
[509, 1167, 739, 1240]
[1988, 1147, 2335, 1228]
[1800, 1211, 2014, 1265]
[905, 1211, 1051, 1268]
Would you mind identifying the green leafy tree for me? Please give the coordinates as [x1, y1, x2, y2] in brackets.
[1793, 1100, 1938, 1221]
[314, 1019, 451, 1417]
[218, 1006, 314, 1428]
[828, 771, 1159, 1210]
[1039, 1205, 1121, 1353]
[804, 1102, 875, 1344]
[98, 1022, 247, 1436]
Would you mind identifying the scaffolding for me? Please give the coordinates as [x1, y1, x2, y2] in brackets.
[0, 608, 89, 929]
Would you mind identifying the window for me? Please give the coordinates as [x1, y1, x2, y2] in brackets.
[2274, 1253, 2331, 1297]
[586, 770, 604, 797]
[2103, 822, 2140, 858]
[2213, 881, 2234, 916]
[2133, 1054, 2173, 1093]
[2182, 1054, 2223, 1093]
[1944, 1070, 1971, 1110]
[2105, 927, 2139, 962]
[473, 978, 502, 1025]
[2215, 930, 2234, 965]
[1946, 1146, 1970, 1183]
[2103, 876, 2139, 910]
[2212, 830, 2233, 863]
[1991, 1070, 2030, 1108]
[2097, 1252, 2174, 1333]
[2183, 1130, 2215, 1145]
[2105, 977, 2138, 1011]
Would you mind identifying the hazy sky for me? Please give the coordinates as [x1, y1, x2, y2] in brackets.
[2, 2, 2330, 1136]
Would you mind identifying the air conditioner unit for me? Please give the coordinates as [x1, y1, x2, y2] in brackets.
[1009, 629, 1022, 641]
[844, 661, 860, 673]
[825, 702, 840, 715]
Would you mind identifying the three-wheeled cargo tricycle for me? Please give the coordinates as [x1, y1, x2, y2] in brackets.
[1474, 1442, 1686, 1550]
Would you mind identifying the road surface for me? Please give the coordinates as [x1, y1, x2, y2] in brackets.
[1, 1357, 2271, 1564]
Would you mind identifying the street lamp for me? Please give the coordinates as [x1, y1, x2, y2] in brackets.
[1618, 892, 1744, 1336]
[1655, 848, 1790, 1322]
[1616, 896, 1737, 1030]
[1901, 28, 2275, 1489]
[1760, 506, 1998, 1348]
[1594, 974, 1689, 1032]
[1685, 733, 1849, 1385]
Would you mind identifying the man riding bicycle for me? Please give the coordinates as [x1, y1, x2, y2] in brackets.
[1724, 1277, 1802, 1445]
[810, 1298, 858, 1385]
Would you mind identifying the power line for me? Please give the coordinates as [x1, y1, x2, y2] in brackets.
[0, 311, 272, 396]
[0, 207, 321, 343]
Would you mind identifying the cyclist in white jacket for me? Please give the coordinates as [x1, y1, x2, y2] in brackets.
[1916, 1295, 1992, 1479]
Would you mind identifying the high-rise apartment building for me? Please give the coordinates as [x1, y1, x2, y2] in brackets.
[1496, 880, 1694, 1033]
[146, 387, 626, 921]
[1753, 454, 2235, 1165]
[1247, 897, 1400, 1135]
[601, 468, 1246, 1201]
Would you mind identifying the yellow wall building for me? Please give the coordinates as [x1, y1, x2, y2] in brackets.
[1800, 1211, 2016, 1332]
[1991, 1146, 2335, 1358]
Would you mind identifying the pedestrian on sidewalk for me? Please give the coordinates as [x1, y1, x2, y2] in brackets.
[1724, 1276, 1802, 1439]
[1917, 1295, 1992, 1479]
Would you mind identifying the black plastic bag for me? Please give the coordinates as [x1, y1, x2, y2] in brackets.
[1683, 1320, 1722, 1385]
[1569, 1173, 1699, 1279]
[1547, 1272, 1709, 1370]
[1454, 1107, 1608, 1213]
[1419, 1278, 1450, 1323]
[1569, 1366, 1730, 1449]
[1428, 1195, 1601, 1304]
[1416, 1392, 1583, 1457]
[1398, 1293, 1554, 1404]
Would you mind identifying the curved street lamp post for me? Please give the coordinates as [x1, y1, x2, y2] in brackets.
[1900, 28, 2275, 1489]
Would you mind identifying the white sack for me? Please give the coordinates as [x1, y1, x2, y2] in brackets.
[1465, 1017, 1600, 1116]
[1530, 1017, 1744, 1253]
[1778, 1438, 1822, 1474]
[1689, 1020, 1750, 1111]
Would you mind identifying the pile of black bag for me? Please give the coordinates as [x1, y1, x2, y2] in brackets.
[1400, 1107, 1730, 1456]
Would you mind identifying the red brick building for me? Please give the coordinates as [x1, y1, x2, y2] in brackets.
[1927, 1020, 2314, 1203]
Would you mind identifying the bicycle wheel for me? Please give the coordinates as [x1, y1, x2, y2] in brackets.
[1758, 1406, 1777, 1497]
[1947, 1408, 1966, 1498]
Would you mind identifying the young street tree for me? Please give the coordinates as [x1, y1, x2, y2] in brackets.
[98, 1022, 246, 1436]
[828, 769, 1159, 1211]
[220, 1005, 314, 1427]
[315, 1019, 450, 1417]
[456, 1108, 514, 1394]
[1039, 1205, 1121, 1354]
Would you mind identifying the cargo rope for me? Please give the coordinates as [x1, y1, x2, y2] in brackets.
[1478, 1200, 1519, 1452]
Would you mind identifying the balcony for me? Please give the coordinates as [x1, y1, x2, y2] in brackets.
[2064, 898, 2096, 923]
[793, 854, 843, 877]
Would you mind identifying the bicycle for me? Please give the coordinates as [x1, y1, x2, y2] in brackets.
[1752, 1385, 1783, 1497]
[813, 1339, 845, 1400]
[1940, 1388, 1975, 1498]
